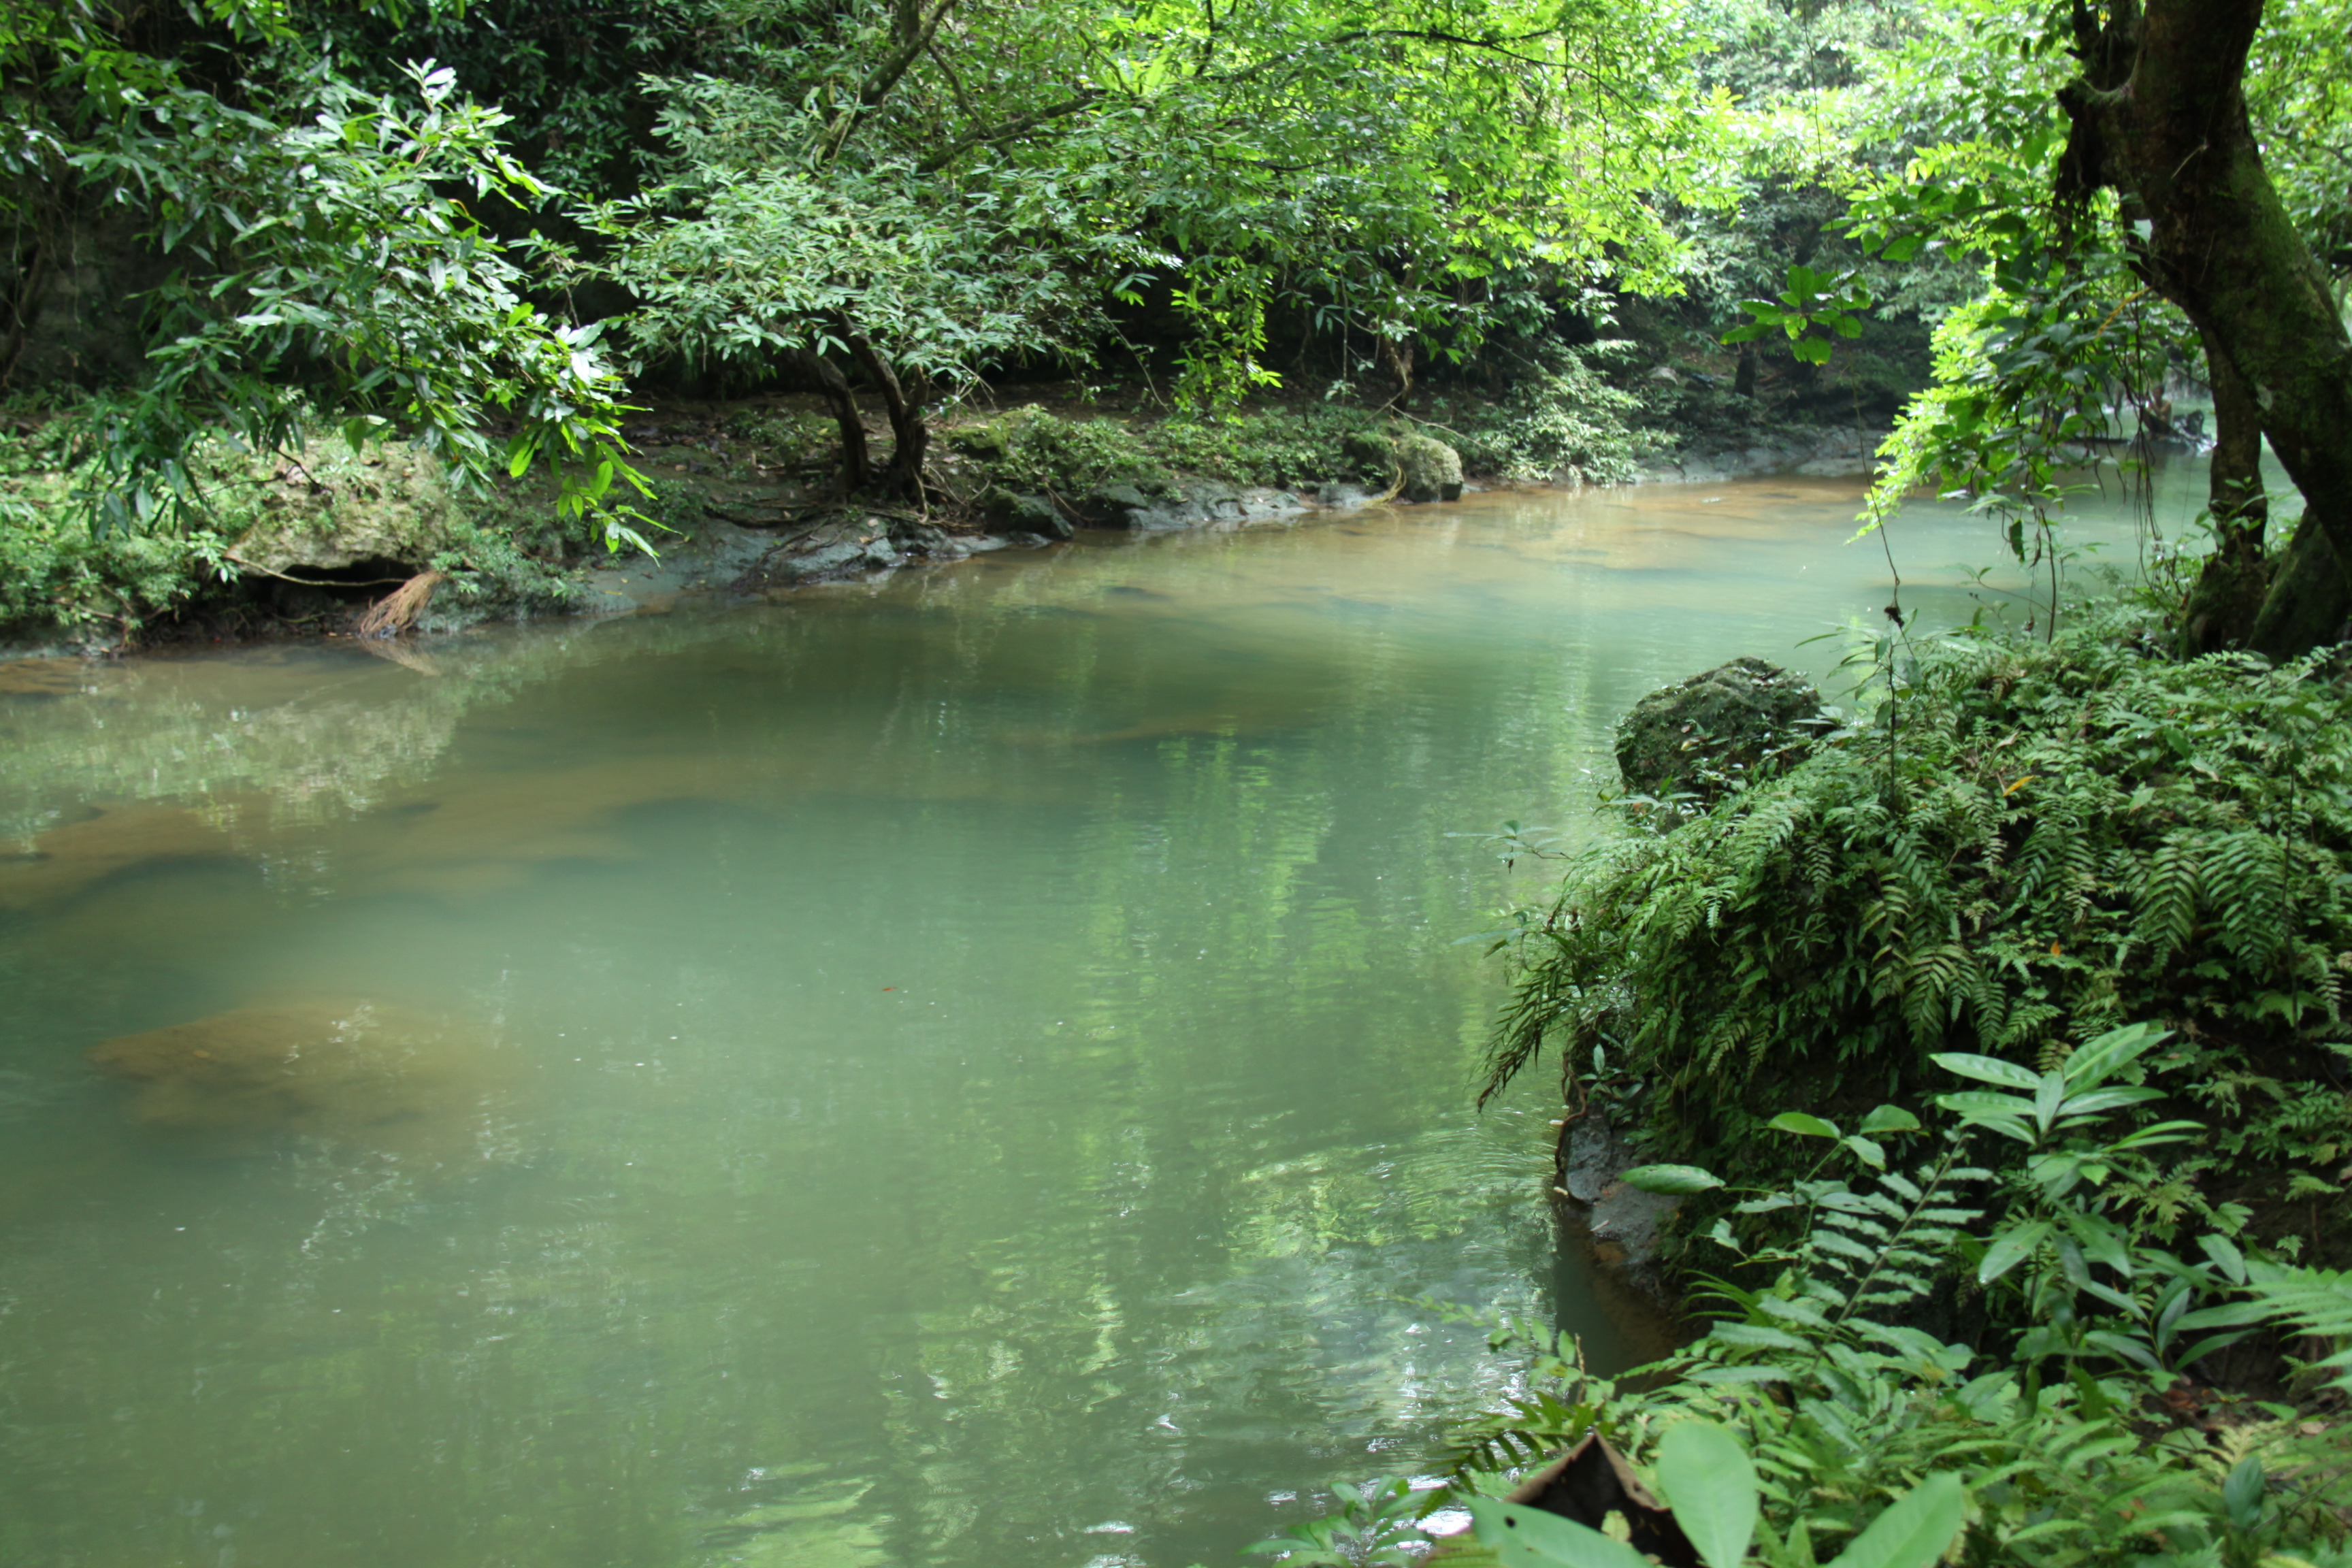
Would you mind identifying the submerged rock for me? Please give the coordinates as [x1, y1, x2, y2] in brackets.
[1614, 656, 1827, 804]
[87, 997, 512, 1162]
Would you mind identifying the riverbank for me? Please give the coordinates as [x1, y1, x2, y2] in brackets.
[0, 366, 1890, 655]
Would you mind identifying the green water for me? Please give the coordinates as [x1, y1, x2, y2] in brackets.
[0, 475, 2160, 1568]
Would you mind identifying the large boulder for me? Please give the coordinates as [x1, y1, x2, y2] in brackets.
[1394, 432, 1464, 503]
[1615, 657, 1827, 803]
[229, 442, 459, 575]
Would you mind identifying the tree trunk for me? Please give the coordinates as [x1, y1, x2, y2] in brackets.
[794, 348, 870, 494]
[2057, 0, 2352, 659]
[1377, 333, 1415, 405]
[2179, 328, 2274, 652]
[840, 327, 928, 498]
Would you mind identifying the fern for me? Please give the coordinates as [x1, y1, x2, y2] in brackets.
[1482, 610, 2352, 1237]
[2240, 1262, 2352, 1392]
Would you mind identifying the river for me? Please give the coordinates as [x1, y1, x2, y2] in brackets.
[0, 472, 2168, 1568]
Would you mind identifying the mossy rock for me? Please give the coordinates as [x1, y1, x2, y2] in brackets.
[1615, 657, 1826, 803]
[944, 404, 1046, 459]
[229, 442, 458, 574]
[1395, 431, 1464, 502]
[1342, 429, 1394, 477]
[979, 487, 1071, 540]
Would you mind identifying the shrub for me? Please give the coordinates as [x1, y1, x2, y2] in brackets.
[1443, 340, 1652, 484]
[1484, 611, 2352, 1251]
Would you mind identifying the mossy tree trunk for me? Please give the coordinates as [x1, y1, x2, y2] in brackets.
[2180, 328, 2274, 652]
[2057, 0, 2352, 659]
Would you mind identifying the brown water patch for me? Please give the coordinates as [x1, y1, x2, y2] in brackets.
[87, 996, 517, 1165]
[0, 658, 105, 699]
[0, 801, 241, 910]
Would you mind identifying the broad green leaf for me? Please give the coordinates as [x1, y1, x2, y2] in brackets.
[2222, 1455, 2265, 1531]
[1825, 1472, 1965, 1568]
[1936, 1090, 2038, 1124]
[1931, 1052, 2041, 1090]
[1841, 1134, 1886, 1170]
[1707, 1321, 1810, 1352]
[1656, 1420, 1759, 1568]
[2061, 1021, 2172, 1090]
[1858, 1105, 1922, 1135]
[1978, 1220, 2053, 1284]
[1619, 1164, 1722, 1195]
[2198, 1232, 2249, 1285]
[1767, 1112, 1839, 1139]
[1466, 1494, 1648, 1568]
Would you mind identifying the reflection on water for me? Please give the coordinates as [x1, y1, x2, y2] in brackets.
[0, 475, 2159, 1568]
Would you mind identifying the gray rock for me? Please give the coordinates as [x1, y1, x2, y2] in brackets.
[1615, 656, 1827, 804]
[1394, 432, 1464, 503]
[1552, 1107, 1682, 1312]
[1077, 483, 1154, 528]
[981, 489, 1073, 540]
[774, 532, 902, 584]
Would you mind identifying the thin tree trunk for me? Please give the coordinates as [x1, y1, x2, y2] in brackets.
[840, 327, 928, 497]
[2058, 0, 2352, 658]
[794, 348, 870, 493]
[1377, 334, 1415, 406]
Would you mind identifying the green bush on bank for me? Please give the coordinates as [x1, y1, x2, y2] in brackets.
[1486, 612, 2352, 1256]
[0, 419, 610, 646]
[964, 404, 1400, 497]
[958, 344, 1656, 500]
[1441, 340, 1655, 485]
[0, 421, 225, 642]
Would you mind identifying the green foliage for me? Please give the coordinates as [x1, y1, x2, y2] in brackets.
[1442, 342, 1652, 485]
[1244, 1479, 1431, 1567]
[6, 7, 651, 547]
[965, 406, 1403, 497]
[589, 148, 1105, 402]
[1266, 1054, 2352, 1568]
[1484, 615, 2352, 1239]
[1723, 265, 1874, 368]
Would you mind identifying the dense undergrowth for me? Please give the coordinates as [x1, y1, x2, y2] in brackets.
[1263, 1020, 2352, 1568]
[1486, 611, 2352, 1262]
[1262, 612, 2352, 1568]
[0, 412, 616, 646]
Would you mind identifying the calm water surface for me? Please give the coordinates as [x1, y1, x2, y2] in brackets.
[0, 476, 2157, 1568]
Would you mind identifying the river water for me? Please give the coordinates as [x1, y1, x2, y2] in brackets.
[0, 474, 2163, 1568]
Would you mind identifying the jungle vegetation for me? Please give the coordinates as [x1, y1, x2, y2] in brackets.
[8, 0, 2352, 1558]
